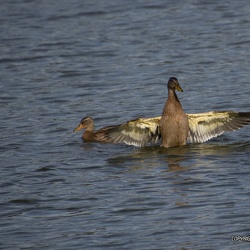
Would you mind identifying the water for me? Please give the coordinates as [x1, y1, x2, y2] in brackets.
[1, 0, 250, 249]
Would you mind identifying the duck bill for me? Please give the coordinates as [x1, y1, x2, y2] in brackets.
[73, 124, 83, 132]
[176, 85, 183, 92]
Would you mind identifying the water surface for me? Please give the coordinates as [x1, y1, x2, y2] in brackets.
[1, 0, 250, 249]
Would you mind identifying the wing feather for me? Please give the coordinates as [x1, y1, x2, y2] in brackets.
[106, 116, 161, 147]
[187, 111, 250, 143]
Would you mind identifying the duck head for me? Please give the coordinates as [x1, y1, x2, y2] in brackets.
[168, 77, 183, 92]
[73, 116, 94, 132]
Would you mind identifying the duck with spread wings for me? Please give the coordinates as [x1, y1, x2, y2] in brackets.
[103, 77, 250, 148]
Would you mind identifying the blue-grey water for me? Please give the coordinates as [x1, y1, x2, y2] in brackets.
[1, 1, 250, 249]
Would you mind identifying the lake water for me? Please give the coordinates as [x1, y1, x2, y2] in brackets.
[1, 0, 250, 249]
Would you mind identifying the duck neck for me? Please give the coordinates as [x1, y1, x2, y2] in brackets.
[172, 88, 182, 102]
[82, 124, 95, 140]
[163, 89, 182, 114]
[83, 130, 95, 140]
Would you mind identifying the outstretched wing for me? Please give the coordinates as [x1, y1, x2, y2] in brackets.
[187, 111, 250, 143]
[102, 111, 250, 146]
[106, 116, 161, 147]
[94, 126, 119, 142]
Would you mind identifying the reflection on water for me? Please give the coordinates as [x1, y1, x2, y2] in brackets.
[107, 141, 249, 171]
[158, 146, 190, 171]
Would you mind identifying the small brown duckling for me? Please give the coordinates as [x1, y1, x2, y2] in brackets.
[73, 116, 114, 142]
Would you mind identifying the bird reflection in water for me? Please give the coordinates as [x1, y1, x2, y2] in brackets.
[158, 146, 189, 171]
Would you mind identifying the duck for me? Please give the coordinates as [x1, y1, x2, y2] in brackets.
[159, 77, 189, 147]
[105, 77, 250, 147]
[73, 116, 114, 142]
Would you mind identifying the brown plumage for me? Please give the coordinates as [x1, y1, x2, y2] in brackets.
[73, 116, 114, 142]
[159, 77, 189, 148]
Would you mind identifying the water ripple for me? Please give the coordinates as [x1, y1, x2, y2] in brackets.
[1, 0, 250, 249]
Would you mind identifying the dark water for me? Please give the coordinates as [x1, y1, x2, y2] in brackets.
[1, 1, 250, 249]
